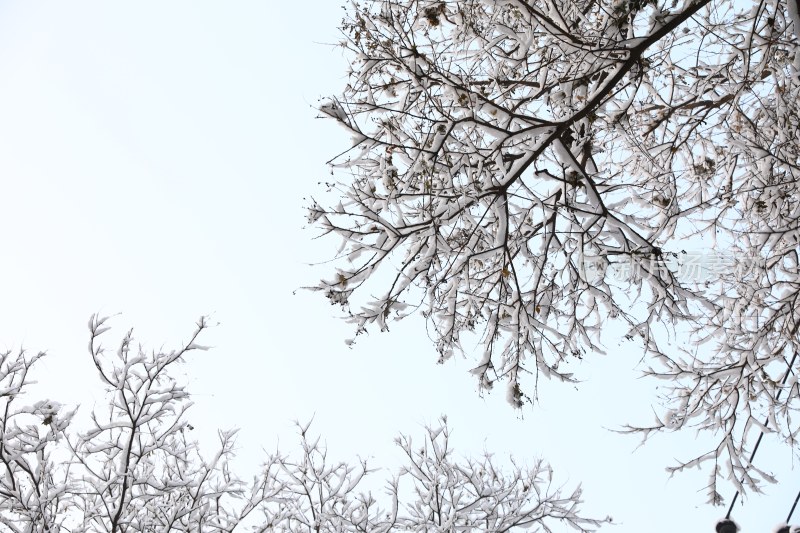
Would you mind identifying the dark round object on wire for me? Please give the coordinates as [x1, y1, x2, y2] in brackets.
[715, 518, 739, 533]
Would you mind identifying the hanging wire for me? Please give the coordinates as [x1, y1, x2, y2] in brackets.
[787, 487, 800, 524]
[725, 352, 799, 520]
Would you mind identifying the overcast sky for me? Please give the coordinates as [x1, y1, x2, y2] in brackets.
[0, 2, 795, 531]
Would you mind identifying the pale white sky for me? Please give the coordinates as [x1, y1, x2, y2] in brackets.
[0, 2, 794, 531]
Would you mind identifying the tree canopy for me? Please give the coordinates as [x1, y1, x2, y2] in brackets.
[307, 0, 800, 503]
[0, 317, 599, 532]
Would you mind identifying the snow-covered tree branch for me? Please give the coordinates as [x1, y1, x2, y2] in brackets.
[0, 317, 600, 532]
[306, 0, 800, 503]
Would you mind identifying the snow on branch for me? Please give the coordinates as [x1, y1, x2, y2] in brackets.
[306, 0, 800, 502]
[0, 317, 602, 532]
